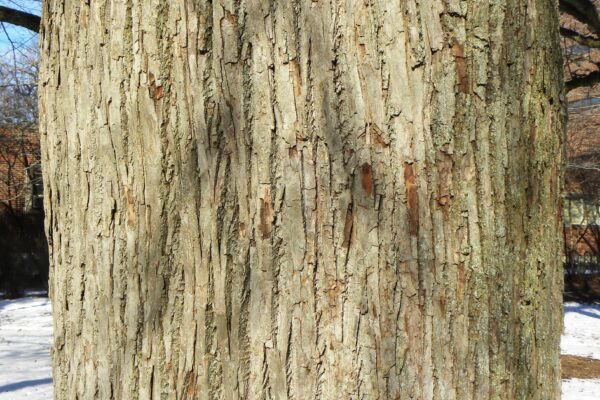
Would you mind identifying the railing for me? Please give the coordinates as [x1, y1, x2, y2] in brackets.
[564, 254, 600, 276]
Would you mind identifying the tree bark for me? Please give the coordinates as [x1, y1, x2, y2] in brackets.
[39, 1, 565, 399]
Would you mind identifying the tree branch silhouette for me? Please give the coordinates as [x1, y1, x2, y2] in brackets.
[0, 5, 39, 33]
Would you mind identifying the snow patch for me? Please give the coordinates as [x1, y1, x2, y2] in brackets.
[562, 379, 600, 400]
[562, 302, 600, 359]
[0, 296, 53, 400]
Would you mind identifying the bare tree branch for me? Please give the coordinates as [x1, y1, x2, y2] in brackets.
[567, 70, 600, 92]
[561, 27, 600, 48]
[0, 5, 39, 33]
[560, 0, 600, 35]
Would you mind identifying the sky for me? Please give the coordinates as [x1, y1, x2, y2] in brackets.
[0, 0, 40, 57]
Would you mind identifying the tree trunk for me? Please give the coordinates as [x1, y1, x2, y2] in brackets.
[39, 1, 564, 399]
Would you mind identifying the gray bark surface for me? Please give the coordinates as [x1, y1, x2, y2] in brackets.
[39, 1, 564, 399]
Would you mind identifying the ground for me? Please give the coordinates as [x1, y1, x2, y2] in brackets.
[561, 302, 600, 398]
[0, 297, 599, 399]
[0, 295, 52, 400]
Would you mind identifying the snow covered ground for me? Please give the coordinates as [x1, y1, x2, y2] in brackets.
[0, 297, 599, 399]
[0, 295, 52, 400]
[563, 379, 600, 400]
[562, 302, 600, 399]
[562, 302, 600, 359]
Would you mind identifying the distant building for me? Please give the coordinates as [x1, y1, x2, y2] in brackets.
[0, 125, 47, 295]
[564, 196, 600, 258]
[562, 8, 600, 272]
[0, 125, 43, 214]
[564, 101, 600, 271]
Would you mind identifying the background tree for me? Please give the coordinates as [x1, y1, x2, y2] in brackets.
[0, 1, 40, 33]
[0, 1, 44, 298]
[0, 43, 46, 298]
[560, 0, 600, 92]
[0, 1, 40, 212]
[0, 44, 40, 213]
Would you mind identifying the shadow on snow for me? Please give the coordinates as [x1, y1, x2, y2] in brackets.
[0, 377, 52, 393]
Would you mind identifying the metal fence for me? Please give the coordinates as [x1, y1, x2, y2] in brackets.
[564, 253, 600, 277]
